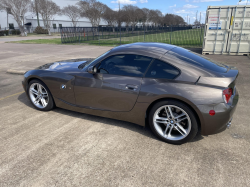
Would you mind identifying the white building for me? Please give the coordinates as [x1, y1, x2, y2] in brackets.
[0, 11, 107, 31]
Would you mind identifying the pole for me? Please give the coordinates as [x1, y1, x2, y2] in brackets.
[35, 0, 40, 26]
[144, 25, 145, 42]
[199, 12, 201, 25]
[120, 26, 121, 45]
[199, 12, 202, 46]
[98, 27, 100, 45]
[200, 24, 202, 46]
[7, 11, 8, 29]
[196, 11, 198, 25]
[170, 25, 172, 44]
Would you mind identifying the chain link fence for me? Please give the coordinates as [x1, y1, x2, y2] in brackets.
[60, 26, 204, 47]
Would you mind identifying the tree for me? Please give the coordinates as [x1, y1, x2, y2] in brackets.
[141, 8, 153, 27]
[32, 0, 60, 35]
[174, 15, 185, 25]
[122, 5, 141, 30]
[0, 0, 31, 36]
[163, 14, 185, 26]
[102, 6, 117, 31]
[61, 5, 81, 27]
[114, 1, 123, 27]
[102, 6, 116, 26]
[120, 9, 130, 30]
[77, 0, 106, 27]
[193, 20, 200, 26]
[0, 3, 4, 11]
[150, 10, 163, 26]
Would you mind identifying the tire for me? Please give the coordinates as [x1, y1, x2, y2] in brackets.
[28, 79, 55, 111]
[148, 100, 198, 145]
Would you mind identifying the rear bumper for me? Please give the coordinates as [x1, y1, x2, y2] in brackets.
[198, 90, 239, 136]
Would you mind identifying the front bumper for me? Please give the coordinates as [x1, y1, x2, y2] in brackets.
[197, 90, 239, 136]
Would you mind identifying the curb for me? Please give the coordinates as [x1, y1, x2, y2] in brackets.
[6, 69, 27, 75]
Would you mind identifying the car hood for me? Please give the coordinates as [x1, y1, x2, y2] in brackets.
[36, 58, 94, 73]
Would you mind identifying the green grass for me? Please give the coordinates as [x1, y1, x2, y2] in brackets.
[26, 33, 60, 36]
[10, 29, 204, 47]
[10, 38, 62, 44]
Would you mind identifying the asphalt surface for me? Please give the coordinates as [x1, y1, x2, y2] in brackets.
[0, 43, 250, 186]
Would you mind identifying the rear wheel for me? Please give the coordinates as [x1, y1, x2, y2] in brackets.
[149, 100, 198, 145]
[28, 79, 54, 111]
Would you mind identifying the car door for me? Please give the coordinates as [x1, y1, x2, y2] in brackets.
[74, 54, 153, 112]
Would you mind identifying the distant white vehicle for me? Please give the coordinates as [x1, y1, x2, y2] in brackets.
[192, 25, 201, 29]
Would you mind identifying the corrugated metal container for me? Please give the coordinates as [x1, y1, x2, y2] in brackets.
[202, 5, 250, 55]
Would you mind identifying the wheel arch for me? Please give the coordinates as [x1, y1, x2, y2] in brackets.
[26, 77, 46, 91]
[26, 76, 56, 106]
[145, 97, 204, 133]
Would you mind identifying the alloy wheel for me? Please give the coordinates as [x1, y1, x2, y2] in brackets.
[29, 83, 49, 109]
[153, 105, 191, 141]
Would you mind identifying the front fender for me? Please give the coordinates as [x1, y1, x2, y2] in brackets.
[24, 70, 76, 105]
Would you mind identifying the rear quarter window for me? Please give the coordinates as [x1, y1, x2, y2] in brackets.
[168, 48, 228, 73]
[145, 59, 180, 79]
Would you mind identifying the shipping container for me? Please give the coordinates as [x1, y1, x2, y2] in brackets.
[202, 5, 250, 55]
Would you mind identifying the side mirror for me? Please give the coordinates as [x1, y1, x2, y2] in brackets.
[88, 66, 97, 74]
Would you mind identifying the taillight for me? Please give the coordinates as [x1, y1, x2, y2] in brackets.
[223, 88, 233, 103]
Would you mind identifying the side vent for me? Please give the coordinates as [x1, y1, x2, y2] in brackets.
[78, 63, 86, 70]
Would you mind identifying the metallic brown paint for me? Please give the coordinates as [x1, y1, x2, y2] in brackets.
[22, 43, 239, 136]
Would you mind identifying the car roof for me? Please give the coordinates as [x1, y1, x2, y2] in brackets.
[110, 42, 176, 56]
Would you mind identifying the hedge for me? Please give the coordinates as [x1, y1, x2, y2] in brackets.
[34, 26, 48, 34]
[0, 30, 9, 36]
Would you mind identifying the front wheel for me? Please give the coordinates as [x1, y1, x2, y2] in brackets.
[149, 100, 198, 145]
[28, 79, 55, 111]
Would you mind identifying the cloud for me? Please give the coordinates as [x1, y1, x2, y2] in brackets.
[193, 0, 223, 2]
[185, 0, 189, 2]
[169, 4, 176, 8]
[238, 0, 250, 5]
[111, 0, 137, 4]
[173, 9, 195, 14]
[183, 4, 198, 8]
[111, 0, 148, 4]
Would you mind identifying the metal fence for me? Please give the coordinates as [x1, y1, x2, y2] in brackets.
[60, 26, 205, 47]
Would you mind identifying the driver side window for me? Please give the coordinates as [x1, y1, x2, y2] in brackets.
[97, 54, 153, 77]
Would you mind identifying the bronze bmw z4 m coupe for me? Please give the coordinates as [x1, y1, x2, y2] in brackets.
[22, 43, 239, 144]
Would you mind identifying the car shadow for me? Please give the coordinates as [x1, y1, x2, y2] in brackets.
[18, 93, 203, 144]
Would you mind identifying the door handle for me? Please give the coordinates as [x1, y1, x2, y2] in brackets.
[125, 84, 138, 91]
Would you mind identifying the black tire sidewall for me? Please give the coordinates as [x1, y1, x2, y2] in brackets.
[28, 79, 54, 111]
[149, 100, 198, 145]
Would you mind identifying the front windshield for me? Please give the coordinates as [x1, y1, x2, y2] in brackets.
[85, 50, 111, 67]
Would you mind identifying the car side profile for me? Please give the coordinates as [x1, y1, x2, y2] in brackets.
[22, 43, 239, 144]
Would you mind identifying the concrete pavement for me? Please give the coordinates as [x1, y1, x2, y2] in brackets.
[0, 43, 250, 186]
[0, 43, 113, 74]
[0, 35, 61, 44]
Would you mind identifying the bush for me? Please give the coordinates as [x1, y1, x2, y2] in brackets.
[34, 26, 48, 34]
[11, 29, 21, 35]
[0, 30, 9, 36]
